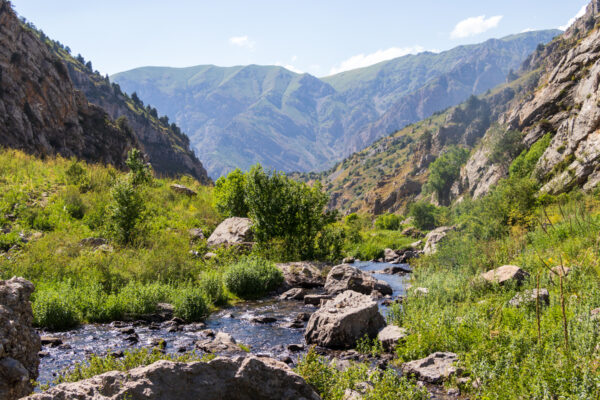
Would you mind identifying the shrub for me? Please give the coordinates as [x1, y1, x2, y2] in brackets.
[425, 146, 469, 205]
[409, 201, 438, 230]
[173, 288, 209, 322]
[509, 133, 552, 179]
[61, 186, 86, 219]
[107, 179, 145, 245]
[65, 160, 90, 191]
[224, 257, 283, 299]
[125, 149, 153, 186]
[198, 271, 227, 305]
[374, 213, 402, 230]
[0, 232, 20, 252]
[214, 168, 248, 217]
[33, 290, 79, 330]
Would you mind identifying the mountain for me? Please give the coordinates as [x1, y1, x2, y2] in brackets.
[299, 0, 600, 214]
[112, 30, 560, 178]
[0, 0, 210, 184]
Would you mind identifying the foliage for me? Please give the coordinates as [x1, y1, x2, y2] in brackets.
[425, 146, 469, 204]
[409, 201, 439, 230]
[198, 270, 227, 305]
[32, 289, 79, 330]
[106, 179, 145, 245]
[346, 229, 415, 261]
[374, 213, 402, 230]
[489, 126, 525, 165]
[173, 287, 209, 322]
[509, 133, 552, 179]
[125, 148, 153, 186]
[223, 257, 283, 299]
[214, 168, 248, 217]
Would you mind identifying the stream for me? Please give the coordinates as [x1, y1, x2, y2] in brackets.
[37, 261, 410, 386]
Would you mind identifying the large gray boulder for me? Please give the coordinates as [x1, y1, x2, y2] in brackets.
[401, 352, 459, 383]
[277, 262, 326, 289]
[25, 357, 320, 400]
[305, 290, 386, 349]
[480, 265, 529, 285]
[207, 217, 253, 247]
[325, 264, 392, 296]
[0, 277, 40, 400]
[423, 226, 455, 255]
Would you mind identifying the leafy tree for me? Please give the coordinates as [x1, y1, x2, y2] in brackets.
[107, 179, 145, 245]
[426, 147, 469, 205]
[409, 201, 438, 230]
[214, 168, 248, 217]
[131, 92, 142, 106]
[489, 127, 524, 165]
[374, 213, 402, 230]
[125, 149, 153, 186]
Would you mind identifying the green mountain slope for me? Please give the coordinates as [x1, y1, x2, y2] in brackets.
[112, 30, 560, 178]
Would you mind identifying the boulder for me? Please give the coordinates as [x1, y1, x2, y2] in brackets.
[373, 265, 411, 275]
[401, 352, 459, 383]
[342, 257, 355, 264]
[188, 228, 205, 241]
[423, 226, 455, 255]
[384, 248, 398, 263]
[304, 294, 332, 306]
[480, 265, 530, 285]
[0, 277, 40, 400]
[196, 332, 245, 354]
[279, 288, 309, 301]
[79, 237, 108, 247]
[508, 289, 550, 307]
[277, 262, 325, 289]
[325, 264, 392, 296]
[377, 325, 407, 351]
[304, 290, 386, 349]
[207, 217, 253, 247]
[25, 357, 320, 400]
[401, 226, 422, 238]
[170, 184, 197, 196]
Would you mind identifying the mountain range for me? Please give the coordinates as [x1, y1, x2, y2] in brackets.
[112, 30, 560, 178]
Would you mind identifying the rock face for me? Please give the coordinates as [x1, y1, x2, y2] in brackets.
[304, 290, 386, 349]
[207, 217, 253, 247]
[480, 265, 530, 285]
[423, 226, 455, 255]
[277, 262, 326, 289]
[377, 325, 407, 351]
[401, 352, 459, 384]
[26, 357, 320, 400]
[0, 277, 40, 400]
[325, 264, 392, 296]
[0, 1, 137, 169]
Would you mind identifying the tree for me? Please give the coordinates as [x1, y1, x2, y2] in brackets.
[126, 149, 152, 186]
[214, 168, 248, 218]
[85, 61, 93, 71]
[131, 92, 142, 106]
[409, 201, 438, 231]
[107, 179, 145, 245]
[426, 147, 469, 205]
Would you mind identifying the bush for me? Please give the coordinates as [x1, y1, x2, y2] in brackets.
[173, 288, 209, 322]
[107, 179, 145, 245]
[214, 168, 248, 217]
[374, 213, 402, 230]
[33, 290, 79, 330]
[509, 133, 552, 179]
[62, 186, 86, 219]
[409, 201, 438, 230]
[224, 257, 283, 299]
[198, 271, 227, 305]
[125, 149, 153, 186]
[0, 232, 20, 252]
[425, 146, 469, 205]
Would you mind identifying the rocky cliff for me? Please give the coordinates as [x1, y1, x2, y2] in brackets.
[0, 277, 40, 400]
[0, 0, 135, 168]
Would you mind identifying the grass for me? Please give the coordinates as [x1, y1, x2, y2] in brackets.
[346, 229, 416, 260]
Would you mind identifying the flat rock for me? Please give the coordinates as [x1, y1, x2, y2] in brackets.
[277, 262, 326, 289]
[304, 290, 386, 349]
[304, 294, 332, 306]
[325, 264, 392, 296]
[25, 357, 320, 400]
[508, 289, 550, 307]
[342, 257, 355, 264]
[279, 288, 309, 301]
[196, 332, 244, 354]
[377, 325, 407, 351]
[207, 217, 253, 247]
[401, 352, 459, 383]
[170, 184, 197, 196]
[480, 265, 530, 285]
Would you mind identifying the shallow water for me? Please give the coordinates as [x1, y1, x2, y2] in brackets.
[37, 261, 409, 386]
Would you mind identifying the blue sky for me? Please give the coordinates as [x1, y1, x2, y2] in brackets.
[11, 0, 587, 77]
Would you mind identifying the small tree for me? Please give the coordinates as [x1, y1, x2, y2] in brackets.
[426, 147, 469, 205]
[107, 179, 145, 245]
[126, 149, 153, 186]
[214, 168, 248, 217]
[409, 201, 438, 230]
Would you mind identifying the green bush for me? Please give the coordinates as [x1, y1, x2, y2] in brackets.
[425, 146, 469, 204]
[409, 201, 438, 230]
[214, 168, 248, 217]
[374, 213, 402, 230]
[125, 148, 153, 186]
[173, 288, 209, 322]
[33, 290, 79, 330]
[107, 179, 145, 245]
[198, 270, 227, 305]
[509, 133, 552, 179]
[224, 257, 283, 299]
[0, 232, 20, 252]
[62, 186, 86, 219]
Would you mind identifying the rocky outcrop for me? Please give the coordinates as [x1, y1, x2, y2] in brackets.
[325, 264, 392, 296]
[377, 325, 407, 352]
[423, 226, 455, 255]
[0, 277, 40, 400]
[26, 357, 320, 400]
[277, 262, 326, 289]
[401, 352, 460, 384]
[304, 290, 386, 349]
[480, 265, 530, 285]
[0, 1, 137, 169]
[207, 217, 253, 247]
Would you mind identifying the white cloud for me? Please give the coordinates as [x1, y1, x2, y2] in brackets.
[291, 55, 298, 62]
[559, 5, 587, 31]
[329, 46, 427, 75]
[275, 62, 303, 74]
[521, 28, 534, 33]
[229, 35, 255, 50]
[451, 15, 503, 39]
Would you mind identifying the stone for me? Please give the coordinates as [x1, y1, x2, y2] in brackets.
[423, 226, 455, 255]
[79, 237, 108, 247]
[342, 389, 363, 400]
[342, 257, 355, 264]
[204, 252, 218, 259]
[508, 289, 550, 307]
[25, 357, 320, 400]
[373, 265, 411, 275]
[40, 336, 62, 347]
[252, 317, 277, 324]
[287, 344, 304, 352]
[480, 265, 530, 285]
[551, 265, 571, 277]
[0, 277, 40, 399]
[277, 262, 326, 289]
[304, 294, 332, 306]
[279, 288, 309, 301]
[188, 228, 205, 240]
[377, 325, 407, 351]
[207, 217, 253, 247]
[413, 287, 429, 296]
[196, 332, 245, 354]
[384, 248, 398, 263]
[304, 290, 386, 349]
[401, 226, 422, 238]
[170, 184, 197, 196]
[325, 264, 392, 296]
[401, 352, 460, 383]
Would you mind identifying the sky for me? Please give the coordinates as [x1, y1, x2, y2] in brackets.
[11, 1, 588, 77]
